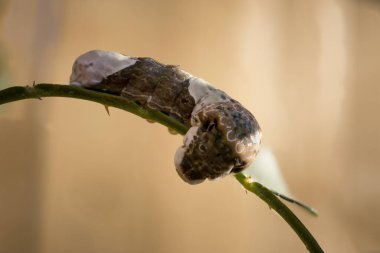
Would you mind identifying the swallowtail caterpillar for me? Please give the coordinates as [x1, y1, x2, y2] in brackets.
[70, 50, 262, 184]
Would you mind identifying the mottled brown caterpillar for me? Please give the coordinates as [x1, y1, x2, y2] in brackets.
[70, 50, 262, 184]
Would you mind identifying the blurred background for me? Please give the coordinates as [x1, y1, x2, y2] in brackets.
[0, 0, 379, 252]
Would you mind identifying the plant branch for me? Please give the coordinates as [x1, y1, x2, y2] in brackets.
[0, 83, 323, 253]
[0, 83, 188, 135]
[235, 174, 323, 253]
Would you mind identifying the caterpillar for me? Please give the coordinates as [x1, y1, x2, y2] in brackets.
[70, 50, 262, 184]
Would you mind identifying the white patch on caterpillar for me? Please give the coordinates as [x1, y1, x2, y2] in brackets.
[188, 77, 231, 114]
[251, 129, 262, 145]
[183, 126, 198, 146]
[174, 147, 186, 172]
[188, 77, 212, 103]
[174, 126, 200, 183]
[175, 127, 198, 167]
[70, 50, 137, 87]
[174, 146, 205, 185]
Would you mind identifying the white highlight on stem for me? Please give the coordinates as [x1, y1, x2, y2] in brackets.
[243, 147, 290, 196]
[69, 50, 137, 87]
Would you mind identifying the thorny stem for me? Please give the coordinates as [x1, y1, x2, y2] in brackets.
[0, 83, 324, 253]
[0, 83, 188, 134]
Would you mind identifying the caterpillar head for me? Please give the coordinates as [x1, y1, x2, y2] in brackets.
[174, 101, 262, 184]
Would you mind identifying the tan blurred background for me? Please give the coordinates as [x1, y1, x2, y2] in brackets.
[1, 0, 379, 252]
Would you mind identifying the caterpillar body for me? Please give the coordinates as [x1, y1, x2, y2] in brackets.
[70, 50, 262, 184]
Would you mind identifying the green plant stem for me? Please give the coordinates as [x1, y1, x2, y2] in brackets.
[0, 83, 323, 253]
[0, 83, 188, 135]
[234, 174, 323, 253]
